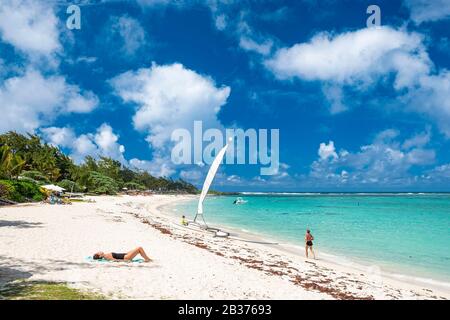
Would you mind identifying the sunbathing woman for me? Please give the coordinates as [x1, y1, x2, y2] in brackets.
[93, 246, 151, 262]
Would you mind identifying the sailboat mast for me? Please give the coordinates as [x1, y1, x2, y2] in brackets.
[193, 141, 229, 227]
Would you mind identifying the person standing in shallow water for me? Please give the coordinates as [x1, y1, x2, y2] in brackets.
[305, 229, 316, 259]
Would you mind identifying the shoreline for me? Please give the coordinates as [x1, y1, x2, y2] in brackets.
[162, 197, 450, 295]
[161, 196, 450, 298]
[143, 195, 449, 299]
[1, 195, 448, 299]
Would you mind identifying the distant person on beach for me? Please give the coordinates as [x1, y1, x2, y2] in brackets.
[305, 229, 316, 259]
[181, 215, 188, 226]
[93, 246, 151, 262]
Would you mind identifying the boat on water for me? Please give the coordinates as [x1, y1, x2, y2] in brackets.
[233, 197, 247, 204]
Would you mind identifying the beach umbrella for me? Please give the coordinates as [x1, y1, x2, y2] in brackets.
[42, 184, 65, 192]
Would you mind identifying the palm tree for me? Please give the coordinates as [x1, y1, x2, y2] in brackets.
[0, 145, 25, 179]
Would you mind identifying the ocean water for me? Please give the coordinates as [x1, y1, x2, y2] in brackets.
[174, 194, 450, 283]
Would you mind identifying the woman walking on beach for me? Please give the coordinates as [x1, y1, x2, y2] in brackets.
[305, 229, 316, 259]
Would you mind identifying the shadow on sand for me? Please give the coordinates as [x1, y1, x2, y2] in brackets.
[0, 265, 33, 289]
[0, 255, 158, 288]
[0, 220, 43, 229]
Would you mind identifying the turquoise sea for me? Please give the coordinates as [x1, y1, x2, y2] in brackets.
[174, 193, 450, 283]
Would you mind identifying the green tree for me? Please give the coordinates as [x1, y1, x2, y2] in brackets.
[123, 182, 145, 190]
[86, 171, 119, 194]
[96, 157, 124, 187]
[0, 146, 25, 179]
[0, 180, 44, 202]
[119, 167, 136, 183]
[0, 132, 198, 197]
[20, 171, 51, 185]
[58, 179, 84, 193]
[0, 132, 74, 182]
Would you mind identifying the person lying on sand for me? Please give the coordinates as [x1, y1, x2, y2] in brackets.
[305, 229, 316, 259]
[93, 246, 151, 262]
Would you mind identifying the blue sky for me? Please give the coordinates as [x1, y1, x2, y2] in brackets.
[1, 0, 450, 191]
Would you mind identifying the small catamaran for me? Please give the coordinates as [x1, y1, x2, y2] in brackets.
[187, 139, 278, 244]
[190, 139, 230, 237]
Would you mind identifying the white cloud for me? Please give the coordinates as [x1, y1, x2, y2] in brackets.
[67, 56, 98, 65]
[265, 27, 429, 87]
[40, 124, 126, 164]
[0, 2, 98, 136]
[66, 90, 99, 113]
[110, 62, 230, 178]
[133, 0, 275, 57]
[226, 174, 241, 183]
[270, 162, 290, 180]
[204, 3, 276, 57]
[93, 124, 126, 162]
[425, 163, 450, 181]
[322, 85, 347, 114]
[374, 129, 399, 143]
[72, 134, 99, 162]
[405, 148, 436, 165]
[265, 26, 450, 138]
[402, 71, 450, 138]
[111, 15, 146, 56]
[177, 161, 292, 188]
[0, 69, 99, 133]
[309, 129, 436, 187]
[0, 0, 60, 57]
[235, 12, 274, 56]
[0, 70, 65, 133]
[40, 127, 76, 148]
[404, 0, 450, 24]
[130, 156, 175, 177]
[180, 168, 204, 182]
[402, 127, 431, 149]
[110, 62, 230, 148]
[239, 37, 273, 56]
[318, 141, 338, 160]
[206, 0, 235, 29]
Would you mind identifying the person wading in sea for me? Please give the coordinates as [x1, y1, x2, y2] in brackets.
[305, 229, 316, 259]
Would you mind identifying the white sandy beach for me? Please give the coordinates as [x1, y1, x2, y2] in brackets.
[0, 195, 448, 300]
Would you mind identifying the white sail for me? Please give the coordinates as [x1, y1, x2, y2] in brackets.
[197, 143, 229, 215]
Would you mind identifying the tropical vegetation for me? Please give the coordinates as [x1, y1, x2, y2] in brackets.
[0, 132, 197, 202]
